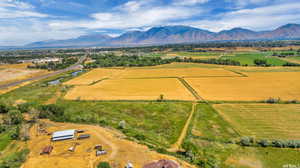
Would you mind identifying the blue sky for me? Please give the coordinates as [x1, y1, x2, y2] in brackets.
[1, 0, 300, 46]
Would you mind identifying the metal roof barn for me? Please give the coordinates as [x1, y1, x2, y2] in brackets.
[52, 129, 76, 141]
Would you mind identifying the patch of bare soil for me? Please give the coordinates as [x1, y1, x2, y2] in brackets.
[22, 120, 195, 168]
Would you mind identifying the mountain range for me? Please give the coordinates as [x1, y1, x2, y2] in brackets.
[26, 23, 300, 48]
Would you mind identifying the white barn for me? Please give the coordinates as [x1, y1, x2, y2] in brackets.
[52, 129, 76, 141]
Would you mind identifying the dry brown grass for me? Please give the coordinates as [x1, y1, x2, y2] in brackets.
[64, 68, 125, 85]
[0, 63, 33, 69]
[186, 72, 300, 101]
[64, 78, 195, 101]
[22, 120, 194, 168]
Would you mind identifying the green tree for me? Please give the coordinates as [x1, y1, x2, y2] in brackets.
[0, 103, 9, 113]
[97, 162, 111, 168]
[6, 109, 23, 125]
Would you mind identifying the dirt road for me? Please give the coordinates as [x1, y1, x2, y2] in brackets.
[168, 103, 197, 152]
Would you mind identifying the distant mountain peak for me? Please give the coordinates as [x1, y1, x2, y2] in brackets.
[25, 23, 300, 48]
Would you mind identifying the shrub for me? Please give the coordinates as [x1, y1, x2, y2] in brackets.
[134, 133, 146, 141]
[38, 104, 65, 120]
[118, 120, 126, 129]
[0, 103, 9, 114]
[6, 109, 23, 125]
[265, 97, 281, 104]
[97, 162, 111, 168]
[257, 139, 269, 147]
[17, 103, 32, 113]
[240, 137, 252, 146]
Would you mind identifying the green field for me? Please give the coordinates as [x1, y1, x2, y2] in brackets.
[0, 132, 12, 151]
[190, 104, 239, 142]
[57, 100, 192, 147]
[221, 52, 288, 66]
[183, 103, 300, 168]
[172, 52, 223, 57]
[213, 104, 300, 140]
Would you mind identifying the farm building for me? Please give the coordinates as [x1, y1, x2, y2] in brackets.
[52, 129, 76, 141]
[143, 159, 180, 168]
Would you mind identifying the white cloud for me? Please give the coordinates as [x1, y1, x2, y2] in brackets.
[182, 1, 300, 32]
[117, 1, 143, 12]
[173, 0, 210, 6]
[0, 20, 84, 46]
[0, 0, 48, 18]
[49, 3, 202, 30]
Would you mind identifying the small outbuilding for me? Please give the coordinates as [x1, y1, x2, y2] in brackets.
[77, 134, 90, 140]
[143, 160, 180, 168]
[40, 145, 53, 155]
[52, 129, 76, 141]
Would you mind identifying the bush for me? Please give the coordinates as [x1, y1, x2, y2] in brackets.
[265, 97, 281, 104]
[17, 103, 32, 113]
[0, 103, 9, 114]
[134, 133, 146, 141]
[10, 126, 20, 140]
[118, 120, 126, 129]
[97, 162, 111, 168]
[38, 104, 65, 120]
[257, 139, 269, 147]
[6, 109, 23, 125]
[254, 59, 270, 66]
[240, 137, 253, 146]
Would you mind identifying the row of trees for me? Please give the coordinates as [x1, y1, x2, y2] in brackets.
[86, 53, 242, 68]
[272, 50, 300, 57]
[240, 136, 300, 149]
[86, 54, 175, 68]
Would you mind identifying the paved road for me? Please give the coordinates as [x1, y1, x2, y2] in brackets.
[0, 55, 86, 90]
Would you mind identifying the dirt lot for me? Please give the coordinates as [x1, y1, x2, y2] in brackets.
[0, 69, 47, 85]
[186, 72, 300, 101]
[0, 63, 48, 94]
[64, 78, 195, 101]
[23, 120, 194, 168]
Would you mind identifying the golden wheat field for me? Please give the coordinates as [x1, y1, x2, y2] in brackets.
[64, 78, 195, 100]
[118, 67, 239, 78]
[213, 104, 300, 139]
[186, 72, 300, 101]
[64, 68, 125, 85]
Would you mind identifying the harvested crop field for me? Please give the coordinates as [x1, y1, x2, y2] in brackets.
[64, 68, 125, 85]
[23, 120, 194, 168]
[213, 104, 300, 139]
[64, 78, 195, 100]
[186, 72, 300, 101]
[119, 67, 239, 78]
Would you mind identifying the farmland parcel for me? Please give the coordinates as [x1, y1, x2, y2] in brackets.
[213, 104, 300, 139]
[64, 78, 196, 101]
[186, 72, 300, 101]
